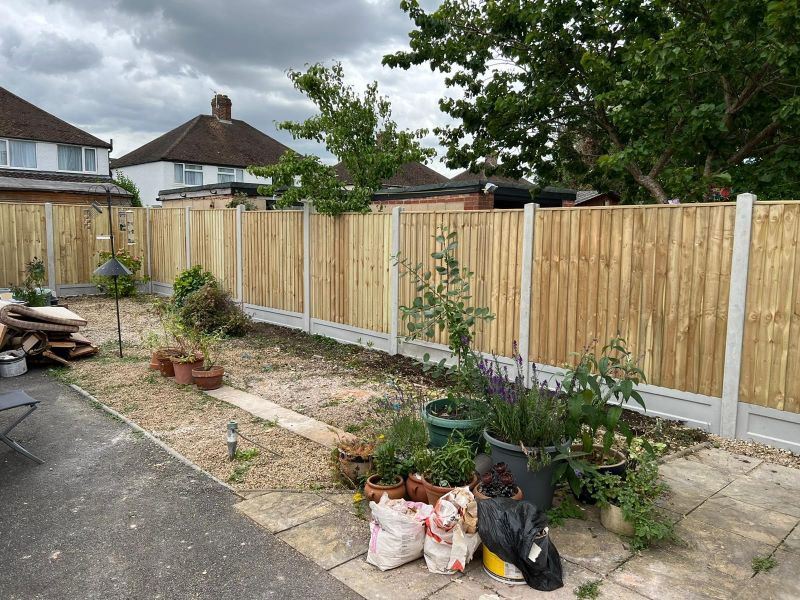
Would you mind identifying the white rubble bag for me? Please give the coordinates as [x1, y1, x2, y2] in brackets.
[367, 495, 434, 571]
[423, 487, 481, 574]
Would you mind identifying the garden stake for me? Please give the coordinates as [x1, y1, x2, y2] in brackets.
[227, 420, 238, 459]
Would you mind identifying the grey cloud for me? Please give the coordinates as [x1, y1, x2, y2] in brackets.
[2, 30, 102, 74]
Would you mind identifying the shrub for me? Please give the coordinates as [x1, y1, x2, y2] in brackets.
[11, 257, 49, 306]
[425, 435, 475, 488]
[177, 282, 250, 337]
[172, 265, 216, 307]
[92, 250, 147, 297]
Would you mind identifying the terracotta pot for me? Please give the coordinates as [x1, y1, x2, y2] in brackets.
[405, 473, 428, 503]
[600, 503, 635, 537]
[171, 354, 203, 385]
[192, 365, 225, 390]
[338, 449, 373, 484]
[364, 474, 406, 503]
[149, 352, 161, 370]
[156, 347, 181, 376]
[422, 472, 478, 507]
[474, 483, 523, 502]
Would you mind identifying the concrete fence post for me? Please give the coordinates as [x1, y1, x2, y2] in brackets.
[518, 203, 537, 386]
[235, 203, 244, 305]
[184, 206, 192, 269]
[388, 206, 403, 355]
[302, 202, 312, 333]
[145, 206, 153, 294]
[44, 202, 57, 295]
[720, 193, 756, 438]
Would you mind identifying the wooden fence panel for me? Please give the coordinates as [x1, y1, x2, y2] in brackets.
[150, 208, 187, 284]
[190, 209, 238, 293]
[398, 210, 524, 356]
[0, 203, 47, 287]
[53, 205, 148, 285]
[242, 211, 303, 313]
[740, 203, 800, 413]
[311, 213, 392, 333]
[529, 204, 735, 396]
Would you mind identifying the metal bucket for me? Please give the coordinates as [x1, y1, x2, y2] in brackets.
[0, 350, 28, 378]
[482, 546, 526, 585]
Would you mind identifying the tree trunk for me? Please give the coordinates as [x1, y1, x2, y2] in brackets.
[626, 165, 670, 203]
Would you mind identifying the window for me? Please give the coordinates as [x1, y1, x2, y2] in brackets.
[0, 140, 7, 166]
[9, 140, 36, 168]
[236, 168, 244, 181]
[58, 145, 83, 171]
[218, 167, 235, 183]
[174, 163, 203, 185]
[84, 148, 96, 172]
[185, 164, 203, 186]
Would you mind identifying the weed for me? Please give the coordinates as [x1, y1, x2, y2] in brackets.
[228, 463, 250, 483]
[575, 580, 602, 600]
[752, 554, 777, 574]
[547, 497, 584, 527]
[320, 399, 341, 408]
[234, 448, 260, 462]
[251, 416, 277, 428]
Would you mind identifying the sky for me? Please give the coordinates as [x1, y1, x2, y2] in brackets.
[0, 0, 461, 175]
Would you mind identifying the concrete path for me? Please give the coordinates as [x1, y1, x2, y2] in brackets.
[0, 371, 360, 600]
[235, 447, 800, 599]
[206, 385, 354, 448]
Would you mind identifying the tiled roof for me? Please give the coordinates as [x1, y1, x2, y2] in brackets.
[334, 161, 449, 187]
[112, 115, 291, 169]
[0, 87, 111, 148]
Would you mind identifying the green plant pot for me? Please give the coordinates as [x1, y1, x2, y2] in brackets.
[483, 430, 560, 510]
[422, 398, 483, 448]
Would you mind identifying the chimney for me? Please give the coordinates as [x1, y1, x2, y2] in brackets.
[212, 94, 232, 121]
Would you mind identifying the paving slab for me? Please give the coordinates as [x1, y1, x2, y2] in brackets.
[780, 525, 800, 554]
[747, 462, 800, 493]
[235, 491, 335, 533]
[277, 510, 370, 570]
[205, 385, 354, 448]
[610, 547, 743, 600]
[689, 495, 799, 545]
[658, 475, 713, 515]
[685, 447, 762, 478]
[659, 456, 736, 495]
[669, 515, 774, 579]
[714, 475, 800, 518]
[325, 490, 373, 520]
[439, 558, 647, 600]
[735, 549, 800, 599]
[330, 557, 454, 600]
[549, 518, 632, 575]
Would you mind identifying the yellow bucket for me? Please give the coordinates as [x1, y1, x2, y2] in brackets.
[482, 545, 526, 585]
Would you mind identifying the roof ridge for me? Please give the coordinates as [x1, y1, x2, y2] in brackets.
[162, 115, 204, 159]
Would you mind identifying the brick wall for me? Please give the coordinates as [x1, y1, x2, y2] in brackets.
[0, 190, 131, 205]
[373, 190, 494, 211]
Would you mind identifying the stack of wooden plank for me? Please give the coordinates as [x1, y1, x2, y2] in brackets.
[0, 301, 98, 367]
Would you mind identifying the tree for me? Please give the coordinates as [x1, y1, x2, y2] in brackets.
[384, 0, 800, 202]
[113, 171, 142, 207]
[250, 62, 435, 214]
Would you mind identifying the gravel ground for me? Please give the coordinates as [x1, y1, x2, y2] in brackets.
[62, 295, 800, 480]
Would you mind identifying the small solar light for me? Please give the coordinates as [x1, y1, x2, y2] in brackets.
[227, 421, 238, 460]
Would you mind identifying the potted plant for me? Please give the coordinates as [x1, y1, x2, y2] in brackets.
[557, 337, 647, 500]
[337, 438, 375, 486]
[395, 229, 494, 447]
[192, 330, 225, 390]
[482, 349, 568, 509]
[364, 441, 406, 502]
[165, 318, 202, 385]
[422, 435, 478, 506]
[586, 439, 674, 550]
[474, 462, 523, 501]
[406, 447, 433, 503]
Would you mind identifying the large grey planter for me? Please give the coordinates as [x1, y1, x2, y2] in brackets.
[483, 430, 559, 510]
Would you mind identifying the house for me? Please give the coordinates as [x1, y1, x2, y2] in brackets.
[0, 86, 130, 205]
[567, 190, 621, 206]
[113, 94, 291, 206]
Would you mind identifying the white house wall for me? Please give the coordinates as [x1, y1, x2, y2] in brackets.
[2, 141, 110, 176]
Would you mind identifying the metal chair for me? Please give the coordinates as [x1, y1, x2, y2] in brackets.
[0, 390, 43, 464]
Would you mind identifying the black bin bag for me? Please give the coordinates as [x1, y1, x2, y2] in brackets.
[477, 498, 563, 591]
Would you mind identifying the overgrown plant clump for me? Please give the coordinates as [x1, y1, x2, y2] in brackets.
[586, 439, 674, 551]
[172, 265, 216, 307]
[395, 228, 494, 417]
[92, 250, 147, 297]
[178, 282, 250, 337]
[10, 257, 48, 306]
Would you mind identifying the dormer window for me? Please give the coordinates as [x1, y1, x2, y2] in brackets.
[57, 144, 97, 172]
[174, 163, 203, 186]
[0, 139, 37, 168]
[218, 167, 244, 183]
